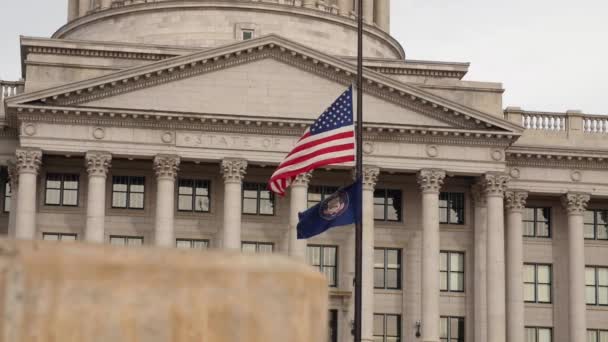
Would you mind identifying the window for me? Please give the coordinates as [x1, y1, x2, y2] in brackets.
[45, 173, 79, 206]
[374, 248, 401, 289]
[242, 183, 274, 215]
[523, 207, 551, 238]
[177, 179, 210, 212]
[525, 327, 552, 342]
[524, 264, 552, 303]
[241, 241, 274, 253]
[112, 176, 145, 209]
[3, 181, 10, 213]
[373, 314, 400, 342]
[307, 245, 338, 287]
[440, 252, 464, 292]
[374, 189, 402, 222]
[241, 29, 254, 40]
[586, 266, 608, 306]
[109, 235, 143, 246]
[584, 210, 608, 240]
[440, 317, 465, 342]
[308, 186, 339, 208]
[587, 329, 608, 342]
[42, 233, 77, 241]
[328, 309, 338, 342]
[176, 239, 209, 249]
[439, 192, 465, 224]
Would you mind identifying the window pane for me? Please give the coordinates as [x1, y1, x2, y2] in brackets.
[439, 208, 448, 223]
[538, 328, 551, 342]
[195, 196, 209, 212]
[440, 253, 448, 271]
[600, 331, 608, 342]
[308, 247, 320, 266]
[585, 224, 596, 239]
[439, 318, 448, 338]
[43, 234, 59, 241]
[258, 244, 273, 253]
[524, 265, 535, 282]
[375, 249, 385, 267]
[110, 237, 125, 246]
[538, 266, 551, 283]
[586, 286, 597, 305]
[524, 222, 536, 236]
[598, 269, 608, 286]
[242, 243, 256, 253]
[385, 315, 398, 336]
[129, 193, 144, 209]
[451, 253, 464, 272]
[178, 195, 192, 211]
[524, 208, 535, 221]
[599, 287, 608, 305]
[386, 269, 399, 289]
[243, 198, 257, 214]
[440, 272, 448, 291]
[526, 328, 536, 342]
[538, 284, 551, 302]
[584, 210, 595, 224]
[259, 199, 274, 215]
[63, 176, 79, 190]
[243, 190, 258, 199]
[588, 331, 597, 342]
[46, 189, 61, 205]
[373, 315, 384, 336]
[374, 204, 385, 221]
[524, 284, 536, 302]
[450, 318, 461, 339]
[586, 268, 597, 285]
[598, 225, 608, 240]
[63, 190, 78, 206]
[451, 273, 464, 291]
[323, 247, 336, 266]
[387, 250, 399, 268]
[386, 190, 402, 221]
[537, 223, 550, 237]
[127, 238, 142, 246]
[374, 268, 385, 288]
[112, 192, 127, 208]
[176, 240, 191, 249]
[323, 267, 336, 286]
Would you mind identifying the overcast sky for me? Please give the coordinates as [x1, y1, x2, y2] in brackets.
[1, 0, 606, 113]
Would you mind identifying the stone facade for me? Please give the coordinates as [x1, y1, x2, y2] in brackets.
[1, 1, 607, 342]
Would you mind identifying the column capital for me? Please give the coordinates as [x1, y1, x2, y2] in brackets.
[471, 183, 487, 207]
[481, 172, 510, 197]
[291, 171, 312, 188]
[561, 192, 591, 215]
[153, 155, 180, 180]
[221, 159, 247, 183]
[85, 152, 112, 177]
[15, 149, 42, 175]
[417, 169, 446, 194]
[505, 190, 529, 212]
[362, 166, 380, 191]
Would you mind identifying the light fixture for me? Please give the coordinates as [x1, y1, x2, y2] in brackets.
[415, 321, 421, 338]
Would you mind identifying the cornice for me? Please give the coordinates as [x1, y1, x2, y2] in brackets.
[24, 45, 175, 61]
[506, 149, 608, 170]
[8, 36, 522, 134]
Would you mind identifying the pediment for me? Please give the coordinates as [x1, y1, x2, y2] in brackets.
[6, 35, 523, 134]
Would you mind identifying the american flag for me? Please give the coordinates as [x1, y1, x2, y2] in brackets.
[269, 86, 355, 196]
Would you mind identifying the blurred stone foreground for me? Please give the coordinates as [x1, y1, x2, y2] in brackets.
[0, 239, 328, 342]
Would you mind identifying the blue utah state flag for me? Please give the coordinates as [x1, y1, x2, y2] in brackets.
[297, 182, 360, 239]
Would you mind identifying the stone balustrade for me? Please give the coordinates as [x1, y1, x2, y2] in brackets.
[0, 80, 25, 118]
[521, 112, 567, 131]
[505, 107, 608, 135]
[582, 115, 608, 134]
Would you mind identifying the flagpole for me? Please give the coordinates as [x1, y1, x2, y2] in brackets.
[354, 0, 364, 341]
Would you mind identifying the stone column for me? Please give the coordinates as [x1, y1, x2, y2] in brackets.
[505, 190, 528, 342]
[6, 161, 18, 238]
[68, 0, 79, 21]
[338, 0, 353, 16]
[84, 152, 112, 243]
[471, 184, 487, 342]
[482, 172, 509, 342]
[78, 0, 90, 16]
[362, 166, 380, 342]
[14, 149, 42, 240]
[561, 193, 590, 342]
[221, 159, 247, 250]
[363, 0, 374, 24]
[289, 172, 312, 260]
[153, 155, 180, 247]
[374, 0, 390, 31]
[417, 169, 446, 342]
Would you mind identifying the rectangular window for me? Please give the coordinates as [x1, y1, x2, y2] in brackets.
[42, 232, 77, 241]
[176, 239, 209, 249]
[525, 327, 552, 342]
[440, 316, 465, 342]
[241, 29, 254, 40]
[374, 189, 402, 222]
[112, 176, 145, 209]
[307, 245, 338, 287]
[109, 235, 144, 246]
[586, 266, 608, 306]
[587, 329, 608, 342]
[374, 248, 401, 289]
[45, 173, 79, 206]
[3, 181, 10, 213]
[584, 210, 608, 240]
[440, 251, 464, 292]
[242, 183, 274, 215]
[523, 207, 551, 238]
[373, 314, 401, 342]
[308, 186, 339, 208]
[177, 179, 210, 212]
[241, 241, 274, 253]
[524, 264, 552, 303]
[439, 192, 465, 224]
[328, 309, 338, 342]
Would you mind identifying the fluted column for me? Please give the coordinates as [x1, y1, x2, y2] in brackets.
[338, 0, 353, 16]
[221, 159, 247, 249]
[417, 169, 446, 342]
[482, 172, 509, 342]
[153, 155, 180, 247]
[78, 0, 90, 16]
[471, 184, 487, 342]
[289, 172, 312, 259]
[561, 193, 590, 342]
[68, 0, 79, 21]
[362, 166, 380, 342]
[374, 0, 390, 31]
[6, 161, 18, 237]
[14, 149, 42, 240]
[505, 190, 528, 342]
[85, 152, 112, 243]
[363, 0, 374, 24]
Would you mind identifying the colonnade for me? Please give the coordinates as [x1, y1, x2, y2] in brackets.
[5, 149, 593, 342]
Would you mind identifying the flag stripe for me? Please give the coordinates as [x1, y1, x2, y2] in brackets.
[282, 136, 355, 164]
[276, 143, 355, 170]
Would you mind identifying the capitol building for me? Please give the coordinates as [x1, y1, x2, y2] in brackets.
[1, 1, 607, 342]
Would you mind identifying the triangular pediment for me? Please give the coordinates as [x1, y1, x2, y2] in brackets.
[6, 35, 523, 134]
